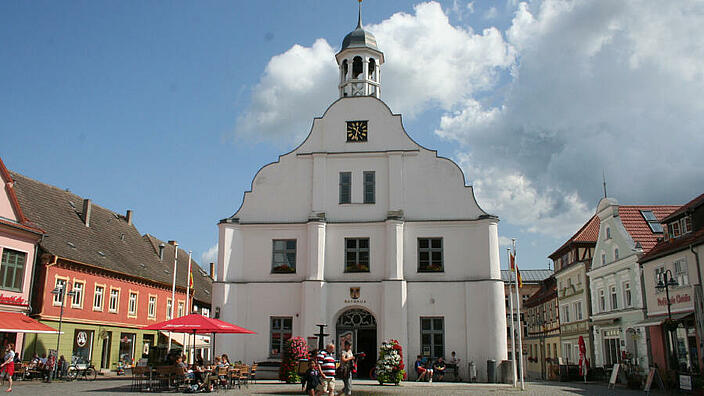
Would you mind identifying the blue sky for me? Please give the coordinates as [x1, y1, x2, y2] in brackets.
[2, 1, 702, 272]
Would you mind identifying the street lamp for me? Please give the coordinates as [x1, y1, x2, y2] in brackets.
[655, 270, 679, 369]
[51, 282, 76, 376]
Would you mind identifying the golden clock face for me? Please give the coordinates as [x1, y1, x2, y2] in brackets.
[346, 120, 368, 142]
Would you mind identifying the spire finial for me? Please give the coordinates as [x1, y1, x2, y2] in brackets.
[357, 0, 363, 29]
[602, 170, 607, 198]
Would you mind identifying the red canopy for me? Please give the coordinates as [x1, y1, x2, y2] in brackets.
[143, 314, 256, 334]
[0, 312, 60, 334]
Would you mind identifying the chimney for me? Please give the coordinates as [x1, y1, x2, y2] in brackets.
[126, 210, 133, 226]
[82, 199, 92, 227]
[159, 243, 165, 260]
[168, 240, 178, 246]
[209, 262, 215, 280]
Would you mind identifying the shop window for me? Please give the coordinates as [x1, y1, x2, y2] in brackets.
[420, 317, 444, 359]
[363, 171, 375, 203]
[271, 240, 296, 274]
[119, 333, 136, 365]
[0, 249, 26, 292]
[72, 329, 94, 363]
[418, 238, 443, 272]
[270, 317, 292, 358]
[345, 238, 369, 272]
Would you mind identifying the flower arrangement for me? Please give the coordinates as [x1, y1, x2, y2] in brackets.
[279, 336, 309, 383]
[376, 339, 406, 385]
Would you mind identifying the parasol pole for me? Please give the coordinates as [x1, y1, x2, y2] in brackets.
[168, 241, 178, 352]
[185, 250, 192, 364]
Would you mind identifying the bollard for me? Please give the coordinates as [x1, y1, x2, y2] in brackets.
[468, 361, 477, 383]
[487, 359, 497, 383]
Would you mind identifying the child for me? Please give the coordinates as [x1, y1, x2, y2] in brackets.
[302, 359, 326, 396]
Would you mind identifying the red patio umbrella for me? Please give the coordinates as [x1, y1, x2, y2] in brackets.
[578, 335, 589, 379]
[144, 314, 255, 361]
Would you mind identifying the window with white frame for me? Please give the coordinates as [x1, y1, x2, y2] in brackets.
[109, 288, 119, 313]
[363, 171, 375, 204]
[269, 317, 293, 358]
[601, 252, 606, 266]
[606, 226, 611, 239]
[166, 299, 173, 319]
[128, 292, 138, 316]
[674, 258, 689, 286]
[655, 266, 665, 289]
[599, 289, 606, 312]
[148, 296, 156, 318]
[53, 278, 67, 305]
[71, 281, 84, 308]
[0, 248, 27, 292]
[93, 285, 104, 310]
[610, 285, 618, 310]
[576, 301, 583, 320]
[420, 317, 444, 359]
[623, 281, 632, 307]
[339, 172, 351, 204]
[614, 248, 619, 261]
[178, 301, 184, 317]
[561, 305, 570, 323]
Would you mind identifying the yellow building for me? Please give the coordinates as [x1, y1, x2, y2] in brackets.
[524, 276, 561, 380]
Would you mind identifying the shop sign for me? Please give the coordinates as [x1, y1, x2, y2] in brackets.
[657, 294, 691, 306]
[0, 294, 28, 306]
[76, 331, 88, 347]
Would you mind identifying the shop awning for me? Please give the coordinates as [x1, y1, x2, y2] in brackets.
[636, 312, 693, 327]
[0, 312, 60, 334]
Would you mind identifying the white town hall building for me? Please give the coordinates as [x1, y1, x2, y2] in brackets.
[213, 7, 507, 381]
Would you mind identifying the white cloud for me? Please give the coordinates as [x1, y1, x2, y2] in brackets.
[201, 243, 218, 265]
[437, 0, 704, 237]
[483, 6, 498, 20]
[233, 2, 514, 142]
[234, 0, 704, 240]
[498, 236, 513, 247]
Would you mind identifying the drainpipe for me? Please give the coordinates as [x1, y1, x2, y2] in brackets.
[27, 234, 45, 315]
[691, 244, 703, 374]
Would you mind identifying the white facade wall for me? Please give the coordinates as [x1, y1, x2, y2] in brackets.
[214, 96, 506, 381]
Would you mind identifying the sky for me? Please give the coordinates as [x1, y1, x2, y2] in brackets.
[1, 0, 702, 272]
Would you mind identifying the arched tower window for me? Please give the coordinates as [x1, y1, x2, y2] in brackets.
[352, 56, 363, 79]
[368, 58, 376, 81]
[342, 59, 349, 81]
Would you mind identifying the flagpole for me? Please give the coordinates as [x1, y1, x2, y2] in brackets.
[512, 238, 525, 391]
[168, 242, 178, 352]
[185, 250, 192, 363]
[508, 248, 517, 387]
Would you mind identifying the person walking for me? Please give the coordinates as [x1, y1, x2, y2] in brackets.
[0, 343, 16, 392]
[338, 341, 354, 396]
[317, 343, 337, 396]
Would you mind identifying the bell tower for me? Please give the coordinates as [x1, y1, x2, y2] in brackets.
[336, 1, 385, 98]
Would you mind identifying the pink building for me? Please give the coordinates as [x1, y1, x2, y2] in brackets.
[0, 157, 45, 352]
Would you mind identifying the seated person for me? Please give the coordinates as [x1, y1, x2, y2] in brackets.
[447, 351, 461, 381]
[432, 357, 447, 381]
[174, 356, 193, 380]
[415, 355, 433, 382]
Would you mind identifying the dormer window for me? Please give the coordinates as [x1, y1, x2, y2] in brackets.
[641, 210, 664, 233]
[605, 226, 611, 240]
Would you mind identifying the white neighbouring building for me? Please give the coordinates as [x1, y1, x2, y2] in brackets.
[213, 8, 507, 381]
[587, 198, 677, 371]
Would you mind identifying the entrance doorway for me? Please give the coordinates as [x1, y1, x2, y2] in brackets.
[100, 331, 112, 370]
[336, 308, 377, 378]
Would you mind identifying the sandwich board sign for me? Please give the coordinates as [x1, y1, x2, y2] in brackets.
[607, 363, 620, 389]
[644, 367, 665, 394]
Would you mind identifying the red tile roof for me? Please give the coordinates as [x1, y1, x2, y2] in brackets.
[618, 205, 679, 252]
[661, 192, 704, 223]
[549, 215, 600, 259]
[639, 226, 704, 264]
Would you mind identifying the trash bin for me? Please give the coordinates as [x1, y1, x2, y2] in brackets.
[487, 359, 497, 383]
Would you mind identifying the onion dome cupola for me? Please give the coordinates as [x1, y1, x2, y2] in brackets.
[336, 1, 385, 99]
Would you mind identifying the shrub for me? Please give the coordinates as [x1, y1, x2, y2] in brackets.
[279, 336, 309, 383]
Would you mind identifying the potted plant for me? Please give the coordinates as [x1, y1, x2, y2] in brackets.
[376, 339, 406, 385]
